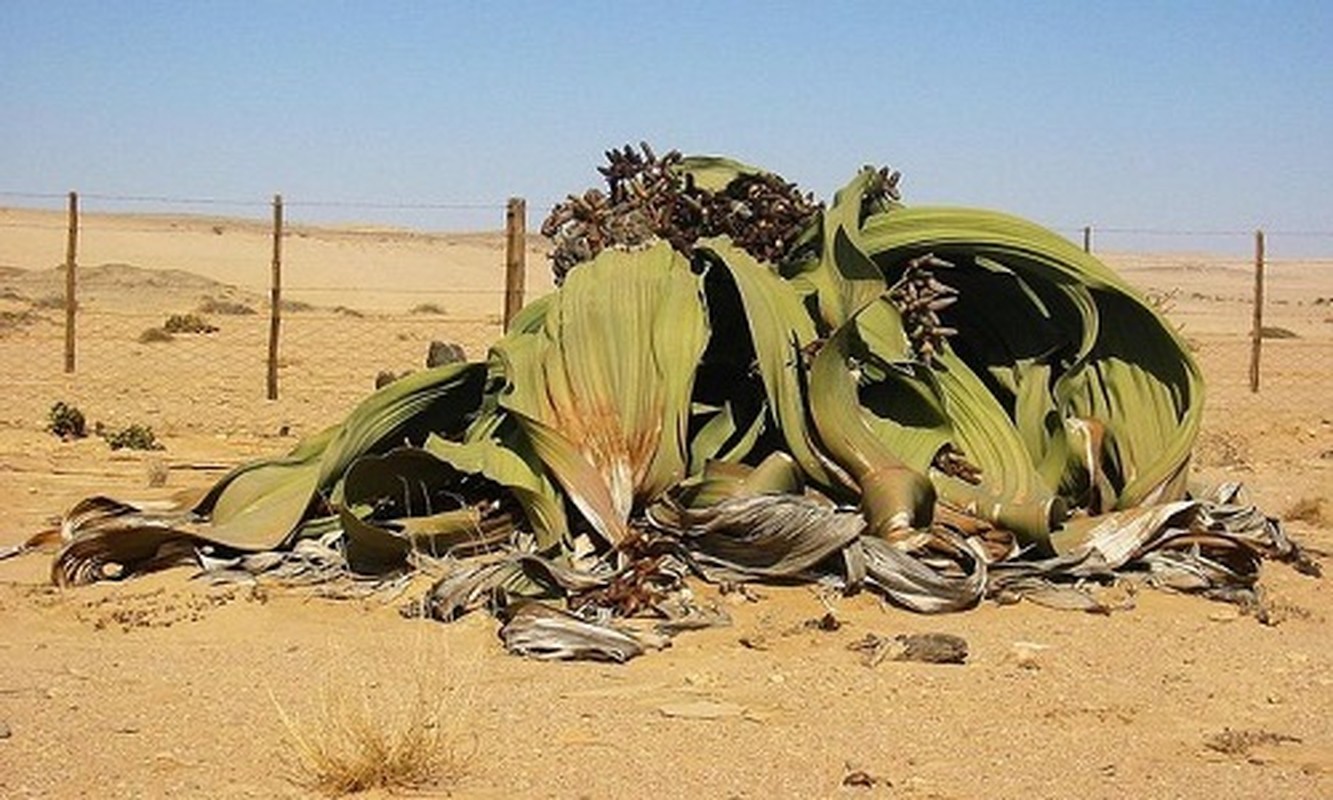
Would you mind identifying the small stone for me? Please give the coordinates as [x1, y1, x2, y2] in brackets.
[894, 632, 967, 664]
[803, 612, 841, 632]
[842, 770, 878, 788]
[426, 340, 467, 368]
[1011, 641, 1050, 671]
[0, 720, 11, 739]
[1208, 607, 1241, 623]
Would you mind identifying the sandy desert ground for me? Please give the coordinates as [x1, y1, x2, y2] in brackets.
[0, 207, 1330, 799]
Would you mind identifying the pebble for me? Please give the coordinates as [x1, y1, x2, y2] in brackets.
[0, 720, 11, 739]
[1208, 607, 1241, 623]
[1011, 641, 1050, 671]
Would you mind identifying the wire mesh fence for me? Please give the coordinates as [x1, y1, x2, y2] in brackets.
[1067, 230, 1333, 476]
[0, 195, 553, 437]
[1, 195, 1330, 446]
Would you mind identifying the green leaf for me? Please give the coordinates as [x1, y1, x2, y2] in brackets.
[191, 362, 488, 551]
[696, 238, 851, 492]
[859, 205, 1203, 533]
[422, 434, 569, 550]
[809, 302, 936, 537]
[675, 155, 767, 193]
[787, 167, 892, 329]
[339, 447, 512, 572]
[493, 242, 709, 546]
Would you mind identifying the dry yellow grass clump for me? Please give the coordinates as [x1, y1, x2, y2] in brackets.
[272, 645, 477, 795]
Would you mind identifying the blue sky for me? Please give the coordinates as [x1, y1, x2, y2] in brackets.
[2, 2, 1330, 253]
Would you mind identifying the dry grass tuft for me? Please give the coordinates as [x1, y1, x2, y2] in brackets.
[1204, 727, 1301, 756]
[273, 643, 477, 796]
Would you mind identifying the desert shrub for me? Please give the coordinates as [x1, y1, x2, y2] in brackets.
[98, 422, 165, 451]
[333, 306, 365, 318]
[31, 293, 66, 310]
[198, 297, 256, 315]
[47, 401, 87, 440]
[410, 302, 447, 315]
[0, 309, 42, 332]
[163, 313, 219, 334]
[281, 299, 316, 313]
[138, 327, 174, 343]
[1260, 326, 1298, 339]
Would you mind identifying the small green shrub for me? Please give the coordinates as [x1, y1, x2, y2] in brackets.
[98, 423, 165, 451]
[163, 313, 219, 334]
[47, 401, 88, 440]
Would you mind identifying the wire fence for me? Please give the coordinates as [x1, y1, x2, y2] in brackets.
[1, 193, 1330, 450]
[0, 192, 554, 438]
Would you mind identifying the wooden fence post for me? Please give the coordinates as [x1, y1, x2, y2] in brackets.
[1082, 225, 1092, 253]
[503, 197, 526, 330]
[1248, 229, 1265, 393]
[267, 194, 283, 400]
[64, 191, 79, 373]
